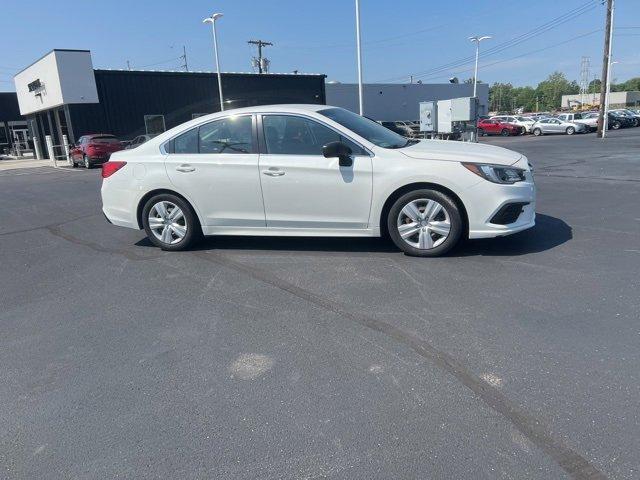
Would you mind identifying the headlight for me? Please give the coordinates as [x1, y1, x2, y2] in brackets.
[462, 162, 526, 184]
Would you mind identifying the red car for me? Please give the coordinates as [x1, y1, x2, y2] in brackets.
[477, 119, 523, 137]
[70, 134, 124, 169]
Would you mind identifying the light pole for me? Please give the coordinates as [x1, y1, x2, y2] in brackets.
[469, 35, 491, 142]
[469, 35, 491, 98]
[603, 60, 619, 135]
[203, 13, 225, 111]
[355, 0, 364, 116]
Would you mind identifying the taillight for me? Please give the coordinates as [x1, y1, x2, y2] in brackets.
[102, 161, 127, 178]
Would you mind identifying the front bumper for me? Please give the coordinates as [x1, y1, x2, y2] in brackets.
[463, 166, 536, 239]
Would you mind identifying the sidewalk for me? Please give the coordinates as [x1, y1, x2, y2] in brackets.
[0, 156, 62, 171]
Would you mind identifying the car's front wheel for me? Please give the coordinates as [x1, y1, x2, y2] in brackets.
[477, 128, 485, 137]
[501, 128, 510, 136]
[142, 194, 201, 251]
[533, 128, 542, 136]
[83, 155, 91, 169]
[566, 126, 575, 135]
[387, 189, 463, 257]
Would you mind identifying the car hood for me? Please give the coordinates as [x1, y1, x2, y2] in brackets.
[399, 139, 522, 166]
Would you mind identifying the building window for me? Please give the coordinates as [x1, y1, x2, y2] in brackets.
[144, 115, 166, 135]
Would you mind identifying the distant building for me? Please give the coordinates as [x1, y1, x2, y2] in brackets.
[561, 91, 640, 109]
[14, 49, 326, 159]
[326, 82, 489, 121]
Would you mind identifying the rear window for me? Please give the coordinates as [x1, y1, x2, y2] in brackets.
[91, 135, 120, 143]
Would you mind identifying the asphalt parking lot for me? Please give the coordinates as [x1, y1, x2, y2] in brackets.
[1, 129, 639, 479]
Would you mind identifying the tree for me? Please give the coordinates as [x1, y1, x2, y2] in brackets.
[535, 72, 579, 110]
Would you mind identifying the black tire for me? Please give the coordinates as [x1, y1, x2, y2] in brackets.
[477, 128, 485, 137]
[500, 128, 510, 136]
[387, 189, 463, 257]
[83, 155, 91, 169]
[70, 157, 78, 168]
[532, 128, 542, 136]
[566, 126, 575, 135]
[611, 122, 620, 130]
[142, 194, 201, 251]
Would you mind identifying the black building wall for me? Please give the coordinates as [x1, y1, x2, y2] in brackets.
[0, 92, 24, 148]
[0, 92, 22, 122]
[69, 70, 326, 140]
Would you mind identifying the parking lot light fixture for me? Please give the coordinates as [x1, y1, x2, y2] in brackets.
[469, 35, 491, 98]
[355, 0, 364, 116]
[203, 13, 225, 111]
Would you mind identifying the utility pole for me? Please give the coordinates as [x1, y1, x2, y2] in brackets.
[248, 40, 273, 73]
[126, 60, 131, 71]
[597, 0, 614, 138]
[180, 46, 189, 72]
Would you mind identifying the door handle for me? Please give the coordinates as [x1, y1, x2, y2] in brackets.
[263, 168, 285, 177]
[176, 164, 195, 173]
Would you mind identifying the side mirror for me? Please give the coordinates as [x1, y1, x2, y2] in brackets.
[322, 141, 353, 167]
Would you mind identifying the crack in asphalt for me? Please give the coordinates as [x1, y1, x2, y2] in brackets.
[192, 250, 608, 480]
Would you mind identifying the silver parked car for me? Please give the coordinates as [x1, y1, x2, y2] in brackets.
[531, 118, 588, 136]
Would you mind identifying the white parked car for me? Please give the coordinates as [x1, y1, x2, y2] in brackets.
[556, 112, 597, 131]
[101, 105, 535, 257]
[491, 115, 536, 133]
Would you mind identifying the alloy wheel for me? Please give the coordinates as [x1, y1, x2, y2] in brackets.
[396, 198, 451, 250]
[148, 201, 187, 245]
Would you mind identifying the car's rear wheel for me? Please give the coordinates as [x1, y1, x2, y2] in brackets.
[500, 128, 510, 136]
[611, 121, 620, 130]
[533, 128, 542, 136]
[142, 194, 201, 251]
[387, 189, 463, 257]
[566, 126, 575, 135]
[83, 155, 91, 169]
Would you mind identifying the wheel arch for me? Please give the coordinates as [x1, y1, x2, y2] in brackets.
[378, 182, 469, 239]
[136, 188, 202, 229]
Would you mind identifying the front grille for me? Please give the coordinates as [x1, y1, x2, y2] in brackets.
[490, 202, 529, 225]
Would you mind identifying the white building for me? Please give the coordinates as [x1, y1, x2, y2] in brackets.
[561, 91, 640, 109]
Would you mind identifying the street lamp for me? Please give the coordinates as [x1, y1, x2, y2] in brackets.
[603, 60, 619, 135]
[469, 35, 491, 142]
[203, 13, 225, 111]
[469, 35, 492, 98]
[355, 0, 364, 116]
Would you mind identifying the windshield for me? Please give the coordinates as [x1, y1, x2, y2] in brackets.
[318, 107, 409, 149]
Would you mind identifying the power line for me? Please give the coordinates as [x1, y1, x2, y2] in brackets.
[406, 29, 603, 85]
[376, 0, 600, 82]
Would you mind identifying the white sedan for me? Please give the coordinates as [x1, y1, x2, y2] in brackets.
[101, 105, 535, 257]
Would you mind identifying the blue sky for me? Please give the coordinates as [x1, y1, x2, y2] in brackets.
[1, 0, 638, 91]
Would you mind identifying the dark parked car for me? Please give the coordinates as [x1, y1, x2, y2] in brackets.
[610, 109, 640, 127]
[70, 134, 125, 168]
[477, 118, 523, 136]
